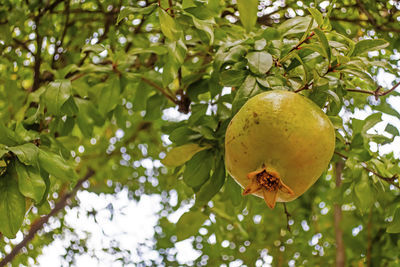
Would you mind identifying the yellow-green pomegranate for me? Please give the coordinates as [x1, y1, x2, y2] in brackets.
[225, 90, 335, 208]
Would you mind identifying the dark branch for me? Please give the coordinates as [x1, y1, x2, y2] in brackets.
[141, 77, 178, 104]
[346, 80, 400, 100]
[0, 169, 95, 267]
[52, 0, 70, 69]
[32, 16, 42, 92]
[283, 203, 291, 232]
[334, 151, 400, 189]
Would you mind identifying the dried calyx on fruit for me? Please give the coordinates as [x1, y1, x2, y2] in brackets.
[243, 164, 294, 209]
[225, 90, 335, 209]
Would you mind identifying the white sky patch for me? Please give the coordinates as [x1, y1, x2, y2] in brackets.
[37, 191, 162, 266]
[175, 240, 201, 263]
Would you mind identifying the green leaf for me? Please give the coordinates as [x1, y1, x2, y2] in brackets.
[8, 143, 39, 166]
[144, 94, 166, 121]
[129, 46, 168, 55]
[232, 76, 261, 114]
[0, 172, 26, 238]
[159, 8, 181, 40]
[169, 126, 202, 145]
[196, 158, 226, 205]
[15, 161, 45, 202]
[38, 149, 77, 181]
[81, 44, 106, 54]
[220, 70, 247, 87]
[246, 51, 273, 74]
[60, 96, 79, 116]
[278, 16, 315, 37]
[328, 116, 343, 129]
[182, 0, 196, 9]
[354, 172, 374, 213]
[162, 144, 211, 167]
[0, 123, 18, 146]
[351, 39, 389, 57]
[225, 176, 242, 206]
[308, 8, 324, 27]
[99, 77, 120, 116]
[117, 4, 157, 24]
[385, 123, 399, 137]
[339, 68, 374, 83]
[314, 28, 331, 63]
[43, 80, 72, 116]
[362, 112, 382, 136]
[191, 16, 214, 44]
[237, 0, 258, 32]
[183, 150, 213, 188]
[162, 39, 187, 86]
[387, 208, 400, 233]
[176, 211, 208, 241]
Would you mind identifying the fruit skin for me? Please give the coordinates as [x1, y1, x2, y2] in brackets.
[225, 90, 335, 204]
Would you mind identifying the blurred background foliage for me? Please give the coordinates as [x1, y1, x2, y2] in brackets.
[0, 0, 400, 266]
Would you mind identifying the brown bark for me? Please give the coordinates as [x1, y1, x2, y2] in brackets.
[334, 161, 345, 267]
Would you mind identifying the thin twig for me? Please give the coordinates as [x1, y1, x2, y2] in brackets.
[52, 0, 70, 68]
[290, 31, 315, 53]
[294, 64, 340, 93]
[334, 151, 400, 189]
[141, 77, 178, 104]
[32, 16, 42, 92]
[0, 169, 95, 267]
[283, 203, 291, 232]
[346, 81, 400, 99]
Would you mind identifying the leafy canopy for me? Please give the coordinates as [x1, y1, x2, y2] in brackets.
[0, 0, 400, 266]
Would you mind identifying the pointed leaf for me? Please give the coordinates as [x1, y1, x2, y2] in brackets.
[162, 144, 211, 167]
[117, 4, 157, 24]
[159, 8, 181, 40]
[8, 143, 39, 166]
[246, 51, 273, 74]
[237, 0, 258, 32]
[196, 158, 226, 205]
[387, 208, 400, 233]
[0, 172, 26, 238]
[15, 161, 45, 202]
[314, 28, 331, 63]
[183, 150, 213, 188]
[176, 211, 208, 241]
[0, 123, 18, 146]
[351, 39, 389, 57]
[38, 149, 77, 181]
[99, 77, 120, 116]
[308, 8, 324, 27]
[232, 76, 261, 114]
[43, 80, 72, 116]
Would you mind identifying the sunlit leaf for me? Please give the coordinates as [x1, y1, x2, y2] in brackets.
[176, 211, 208, 241]
[15, 160, 45, 202]
[237, 0, 258, 32]
[0, 172, 25, 238]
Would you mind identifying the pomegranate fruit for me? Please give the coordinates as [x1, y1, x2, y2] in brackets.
[225, 90, 335, 208]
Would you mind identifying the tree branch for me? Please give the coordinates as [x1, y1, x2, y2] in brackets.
[52, 0, 70, 69]
[0, 169, 95, 267]
[141, 77, 178, 104]
[334, 160, 346, 267]
[282, 203, 291, 232]
[32, 16, 42, 92]
[346, 81, 400, 99]
[334, 151, 400, 189]
[367, 208, 373, 267]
